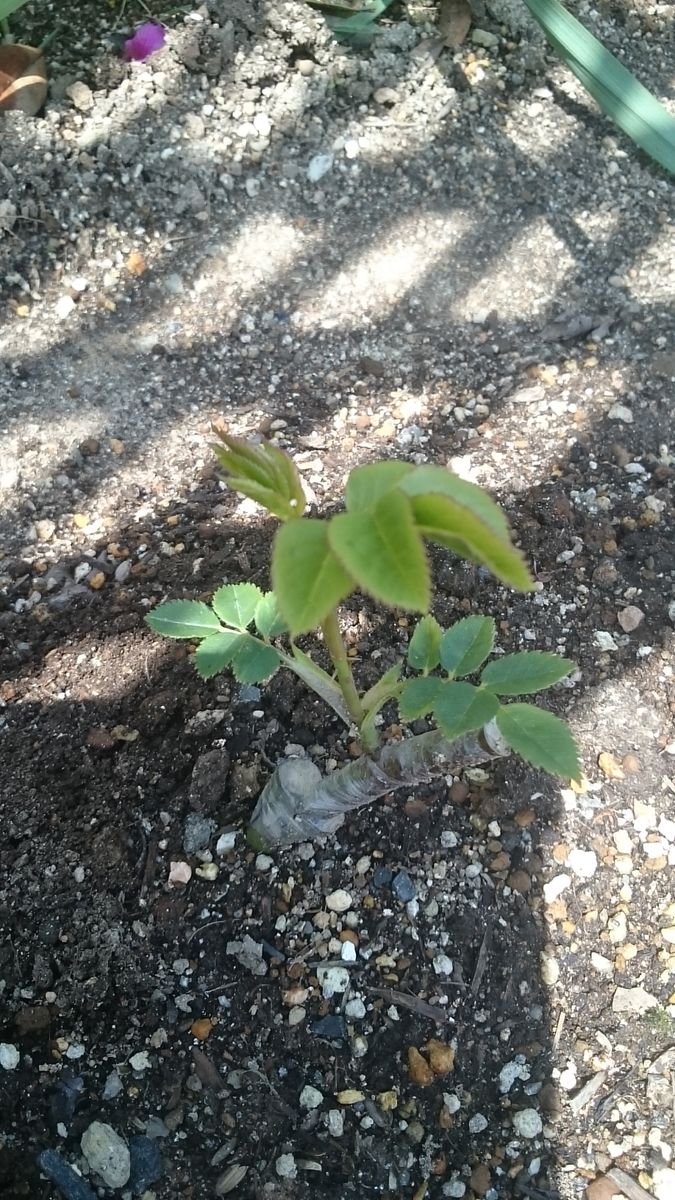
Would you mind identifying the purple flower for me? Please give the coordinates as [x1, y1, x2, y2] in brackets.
[123, 22, 166, 62]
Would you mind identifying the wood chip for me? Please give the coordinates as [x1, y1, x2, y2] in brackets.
[568, 1069, 608, 1115]
[365, 986, 447, 1024]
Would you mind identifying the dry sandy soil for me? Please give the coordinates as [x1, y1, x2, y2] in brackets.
[0, 1, 674, 1198]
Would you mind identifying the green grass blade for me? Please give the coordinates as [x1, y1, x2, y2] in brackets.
[524, 0, 675, 176]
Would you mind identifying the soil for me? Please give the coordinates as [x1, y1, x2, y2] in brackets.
[1, 1, 674, 1199]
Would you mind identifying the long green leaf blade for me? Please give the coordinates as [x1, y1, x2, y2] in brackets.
[524, 0, 675, 175]
[400, 465, 511, 540]
[411, 493, 533, 591]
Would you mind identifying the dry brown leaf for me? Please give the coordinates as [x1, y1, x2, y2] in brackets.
[438, 0, 472, 47]
[0, 44, 48, 116]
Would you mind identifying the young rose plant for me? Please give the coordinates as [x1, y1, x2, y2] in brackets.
[146, 431, 580, 848]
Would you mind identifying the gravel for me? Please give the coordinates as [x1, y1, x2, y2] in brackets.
[1, 0, 674, 1197]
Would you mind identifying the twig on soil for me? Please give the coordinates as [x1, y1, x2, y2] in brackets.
[187, 919, 230, 943]
[606, 1168, 656, 1200]
[470, 923, 492, 996]
[364, 986, 449, 1025]
[139, 835, 158, 897]
[594, 1060, 642, 1121]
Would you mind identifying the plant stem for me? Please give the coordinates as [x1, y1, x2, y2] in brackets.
[248, 721, 510, 847]
[320, 609, 366, 729]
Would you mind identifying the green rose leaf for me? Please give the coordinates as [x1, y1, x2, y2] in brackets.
[195, 631, 281, 682]
[229, 636, 281, 684]
[212, 432, 305, 519]
[496, 703, 581, 780]
[408, 615, 442, 672]
[145, 600, 223, 640]
[399, 465, 511, 540]
[440, 615, 496, 678]
[362, 663, 403, 711]
[433, 682, 499, 741]
[272, 520, 353, 635]
[254, 591, 288, 639]
[399, 676, 442, 720]
[219, 476, 299, 522]
[410, 493, 534, 592]
[194, 630, 244, 678]
[344, 460, 415, 511]
[329, 490, 430, 612]
[212, 583, 264, 631]
[481, 651, 575, 695]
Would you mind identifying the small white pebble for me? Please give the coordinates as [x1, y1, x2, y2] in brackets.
[129, 1051, 151, 1072]
[325, 889, 352, 913]
[299, 1085, 323, 1110]
[566, 848, 597, 879]
[433, 954, 453, 976]
[512, 1108, 543, 1138]
[216, 832, 236, 855]
[613, 829, 633, 855]
[276, 1153, 297, 1179]
[543, 874, 571, 903]
[0, 1044, 20, 1070]
[345, 998, 366, 1019]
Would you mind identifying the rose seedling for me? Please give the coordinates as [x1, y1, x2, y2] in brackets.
[146, 432, 580, 846]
